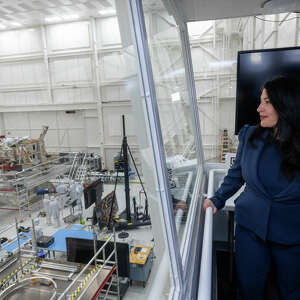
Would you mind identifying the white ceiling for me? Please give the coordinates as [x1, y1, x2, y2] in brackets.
[0, 0, 300, 30]
[172, 0, 300, 22]
[0, 0, 114, 29]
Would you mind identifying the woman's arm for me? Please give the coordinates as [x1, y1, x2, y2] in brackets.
[205, 125, 249, 211]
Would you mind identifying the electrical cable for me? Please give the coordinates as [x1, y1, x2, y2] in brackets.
[255, 14, 300, 22]
[127, 144, 150, 220]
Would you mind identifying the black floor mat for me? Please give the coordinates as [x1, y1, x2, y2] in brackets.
[216, 250, 237, 300]
[215, 249, 281, 300]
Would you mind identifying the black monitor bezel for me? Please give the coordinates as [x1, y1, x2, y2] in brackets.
[235, 45, 300, 134]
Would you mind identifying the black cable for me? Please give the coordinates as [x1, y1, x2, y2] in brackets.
[255, 15, 300, 23]
[127, 144, 150, 220]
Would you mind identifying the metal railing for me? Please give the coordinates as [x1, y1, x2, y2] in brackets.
[198, 168, 227, 300]
[0, 157, 71, 210]
[57, 231, 119, 300]
[198, 206, 213, 300]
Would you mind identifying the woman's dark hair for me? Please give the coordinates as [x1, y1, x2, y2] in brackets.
[248, 76, 300, 179]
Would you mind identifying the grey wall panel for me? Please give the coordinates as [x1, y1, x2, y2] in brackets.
[0, 27, 42, 56]
[46, 21, 91, 52]
[96, 17, 122, 47]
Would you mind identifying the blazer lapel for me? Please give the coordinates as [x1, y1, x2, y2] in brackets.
[243, 131, 270, 198]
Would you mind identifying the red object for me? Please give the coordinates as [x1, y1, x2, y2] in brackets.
[2, 164, 18, 170]
[92, 265, 117, 300]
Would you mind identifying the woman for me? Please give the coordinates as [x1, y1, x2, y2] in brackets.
[203, 76, 300, 300]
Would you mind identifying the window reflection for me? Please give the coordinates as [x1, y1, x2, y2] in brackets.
[142, 0, 198, 242]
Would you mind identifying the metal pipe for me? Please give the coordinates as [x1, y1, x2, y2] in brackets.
[122, 115, 131, 222]
[102, 273, 114, 299]
[77, 268, 103, 300]
[197, 169, 227, 300]
[197, 207, 213, 300]
[93, 225, 97, 259]
[31, 218, 37, 252]
[101, 250, 115, 269]
[77, 251, 115, 300]
[57, 234, 114, 300]
[113, 227, 120, 300]
[32, 270, 71, 281]
[39, 262, 79, 273]
[0, 224, 15, 235]
[0, 276, 57, 299]
[15, 218, 21, 261]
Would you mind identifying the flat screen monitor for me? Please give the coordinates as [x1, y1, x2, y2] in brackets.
[93, 191, 118, 230]
[83, 178, 103, 209]
[66, 237, 130, 278]
[235, 46, 300, 134]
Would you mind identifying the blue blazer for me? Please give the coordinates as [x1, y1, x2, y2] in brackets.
[211, 125, 300, 245]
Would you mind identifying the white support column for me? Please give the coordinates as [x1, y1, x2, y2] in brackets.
[41, 25, 53, 104]
[0, 113, 5, 135]
[252, 16, 256, 49]
[264, 16, 278, 47]
[213, 21, 216, 49]
[55, 111, 62, 149]
[295, 13, 299, 46]
[261, 16, 265, 49]
[274, 14, 279, 47]
[90, 18, 105, 164]
[26, 112, 32, 138]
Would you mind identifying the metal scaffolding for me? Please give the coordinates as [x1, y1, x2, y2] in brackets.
[0, 226, 120, 300]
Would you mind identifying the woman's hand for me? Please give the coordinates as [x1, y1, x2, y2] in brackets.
[203, 198, 217, 214]
[174, 200, 187, 212]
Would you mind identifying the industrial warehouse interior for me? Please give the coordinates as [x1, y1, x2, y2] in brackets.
[0, 0, 300, 299]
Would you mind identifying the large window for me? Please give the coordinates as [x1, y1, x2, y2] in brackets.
[141, 0, 198, 242]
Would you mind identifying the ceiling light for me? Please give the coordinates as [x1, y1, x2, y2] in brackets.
[11, 22, 22, 27]
[98, 9, 116, 16]
[250, 53, 262, 64]
[62, 14, 80, 20]
[0, 24, 7, 30]
[45, 16, 62, 23]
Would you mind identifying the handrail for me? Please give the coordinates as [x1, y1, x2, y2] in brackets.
[0, 276, 57, 299]
[198, 206, 213, 300]
[57, 232, 115, 300]
[197, 168, 228, 300]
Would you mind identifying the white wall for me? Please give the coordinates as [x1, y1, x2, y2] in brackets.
[0, 17, 139, 170]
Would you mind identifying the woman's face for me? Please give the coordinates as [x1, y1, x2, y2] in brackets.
[257, 88, 279, 128]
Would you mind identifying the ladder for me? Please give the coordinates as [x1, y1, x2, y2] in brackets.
[74, 153, 88, 183]
[220, 129, 231, 163]
[68, 152, 79, 180]
[183, 138, 196, 160]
